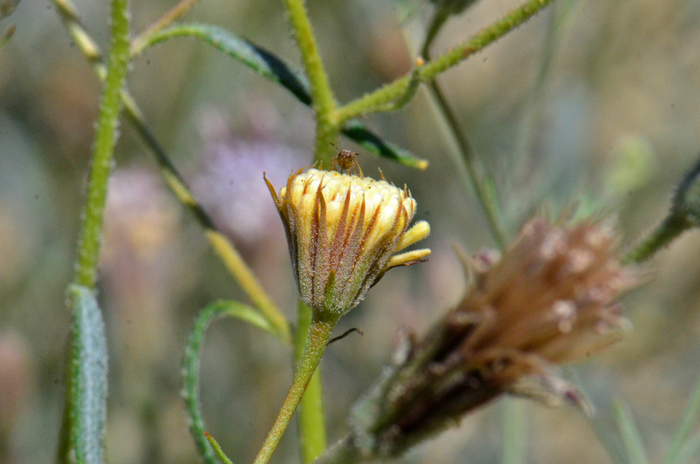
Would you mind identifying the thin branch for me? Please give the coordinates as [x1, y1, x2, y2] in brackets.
[130, 0, 202, 54]
[421, 8, 508, 249]
[335, 0, 558, 123]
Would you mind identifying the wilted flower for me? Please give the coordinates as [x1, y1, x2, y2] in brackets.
[347, 216, 638, 458]
[265, 168, 430, 319]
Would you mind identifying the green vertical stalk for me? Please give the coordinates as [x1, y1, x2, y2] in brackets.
[253, 316, 336, 464]
[58, 0, 130, 462]
[296, 301, 328, 463]
[282, 0, 339, 166]
[73, 0, 131, 289]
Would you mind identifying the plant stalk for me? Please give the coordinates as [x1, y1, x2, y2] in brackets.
[335, 0, 558, 123]
[253, 317, 336, 464]
[623, 213, 692, 265]
[72, 0, 131, 290]
[282, 0, 339, 166]
[295, 301, 328, 464]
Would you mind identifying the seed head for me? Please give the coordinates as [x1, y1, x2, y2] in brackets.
[349, 216, 639, 457]
[265, 168, 430, 320]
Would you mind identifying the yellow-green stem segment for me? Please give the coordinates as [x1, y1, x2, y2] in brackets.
[253, 317, 336, 464]
[73, 0, 130, 289]
[295, 301, 327, 463]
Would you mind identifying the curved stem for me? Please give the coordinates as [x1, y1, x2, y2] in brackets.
[295, 301, 327, 463]
[335, 0, 558, 123]
[253, 317, 336, 464]
[623, 213, 692, 265]
[183, 301, 277, 464]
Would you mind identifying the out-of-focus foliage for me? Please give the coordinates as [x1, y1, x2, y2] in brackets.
[1, 1, 700, 463]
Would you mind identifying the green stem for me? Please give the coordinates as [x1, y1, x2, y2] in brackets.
[58, 0, 129, 461]
[295, 301, 328, 464]
[427, 77, 507, 249]
[335, 0, 558, 123]
[204, 432, 234, 464]
[282, 0, 338, 166]
[253, 317, 336, 464]
[623, 213, 692, 265]
[421, 10, 507, 250]
[73, 0, 131, 289]
[52, 0, 292, 341]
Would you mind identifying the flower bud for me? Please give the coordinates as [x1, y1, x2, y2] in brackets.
[266, 168, 430, 320]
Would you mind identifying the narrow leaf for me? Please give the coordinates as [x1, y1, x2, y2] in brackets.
[342, 120, 428, 170]
[183, 300, 277, 464]
[67, 284, 109, 464]
[134, 23, 428, 169]
[613, 400, 649, 464]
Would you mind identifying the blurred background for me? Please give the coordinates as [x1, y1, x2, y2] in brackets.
[1, 0, 700, 463]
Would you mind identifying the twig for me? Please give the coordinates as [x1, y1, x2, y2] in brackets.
[130, 0, 202, 54]
[335, 0, 558, 123]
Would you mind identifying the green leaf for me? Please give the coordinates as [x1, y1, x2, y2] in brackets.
[341, 120, 428, 170]
[662, 370, 700, 464]
[67, 284, 109, 464]
[134, 23, 428, 169]
[613, 400, 649, 464]
[183, 300, 277, 464]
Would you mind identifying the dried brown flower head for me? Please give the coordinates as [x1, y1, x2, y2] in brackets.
[348, 216, 638, 458]
[266, 168, 430, 320]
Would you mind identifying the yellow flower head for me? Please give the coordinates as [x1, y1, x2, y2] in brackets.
[265, 168, 430, 319]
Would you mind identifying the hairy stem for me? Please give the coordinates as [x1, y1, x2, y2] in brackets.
[73, 0, 130, 289]
[336, 0, 558, 123]
[58, 0, 129, 462]
[253, 317, 336, 464]
[282, 0, 339, 166]
[623, 213, 692, 265]
[295, 301, 328, 463]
